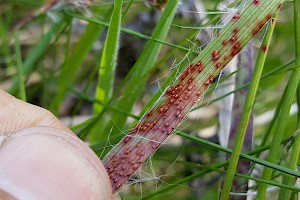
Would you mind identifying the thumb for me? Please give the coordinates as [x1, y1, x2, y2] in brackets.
[0, 127, 113, 200]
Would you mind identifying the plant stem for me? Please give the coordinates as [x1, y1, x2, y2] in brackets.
[220, 12, 279, 199]
[103, 0, 285, 192]
[93, 0, 122, 114]
[278, 0, 300, 199]
[9, 19, 67, 95]
[14, 31, 27, 101]
[257, 4, 300, 199]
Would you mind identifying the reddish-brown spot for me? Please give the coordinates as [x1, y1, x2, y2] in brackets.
[222, 40, 228, 46]
[186, 64, 195, 74]
[262, 45, 267, 52]
[252, 27, 260, 36]
[136, 149, 143, 156]
[195, 61, 204, 73]
[179, 73, 187, 81]
[124, 136, 131, 143]
[175, 110, 181, 117]
[211, 50, 221, 62]
[215, 62, 222, 69]
[223, 55, 229, 63]
[158, 106, 168, 113]
[266, 14, 272, 22]
[277, 3, 283, 10]
[252, 15, 270, 36]
[187, 77, 195, 85]
[166, 87, 173, 96]
[125, 149, 131, 154]
[231, 41, 241, 56]
[258, 21, 265, 29]
[252, 0, 260, 6]
[232, 13, 240, 21]
[146, 110, 153, 117]
[204, 76, 214, 86]
[230, 35, 237, 43]
[233, 28, 239, 34]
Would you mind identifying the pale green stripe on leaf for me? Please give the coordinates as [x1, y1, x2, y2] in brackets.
[93, 0, 123, 114]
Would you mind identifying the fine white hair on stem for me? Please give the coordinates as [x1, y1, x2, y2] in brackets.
[99, 127, 115, 158]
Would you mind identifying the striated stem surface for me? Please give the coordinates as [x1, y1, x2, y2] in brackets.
[103, 0, 285, 192]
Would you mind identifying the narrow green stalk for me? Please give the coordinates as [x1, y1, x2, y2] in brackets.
[220, 16, 278, 200]
[93, 0, 123, 114]
[49, 21, 105, 114]
[196, 163, 300, 193]
[142, 131, 299, 199]
[13, 31, 26, 101]
[122, 0, 134, 19]
[278, 0, 300, 199]
[257, 10, 300, 200]
[278, 134, 300, 199]
[177, 131, 300, 180]
[67, 12, 193, 58]
[9, 18, 67, 95]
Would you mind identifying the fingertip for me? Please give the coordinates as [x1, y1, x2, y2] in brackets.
[0, 127, 113, 200]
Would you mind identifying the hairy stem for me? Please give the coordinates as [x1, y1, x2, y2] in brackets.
[103, 0, 285, 192]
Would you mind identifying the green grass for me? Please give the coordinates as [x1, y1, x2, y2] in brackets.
[1, 0, 299, 199]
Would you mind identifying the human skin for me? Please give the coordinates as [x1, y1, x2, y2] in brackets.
[0, 89, 113, 200]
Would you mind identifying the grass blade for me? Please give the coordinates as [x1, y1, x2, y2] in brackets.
[142, 131, 299, 199]
[9, 18, 67, 95]
[93, 0, 123, 115]
[13, 31, 27, 101]
[278, 0, 300, 198]
[220, 13, 279, 200]
[257, 9, 300, 200]
[90, 0, 179, 141]
[49, 22, 105, 114]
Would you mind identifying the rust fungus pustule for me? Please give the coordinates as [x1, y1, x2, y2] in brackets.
[266, 14, 272, 22]
[195, 61, 204, 73]
[215, 62, 222, 69]
[232, 13, 240, 21]
[124, 136, 131, 143]
[231, 41, 241, 56]
[146, 110, 153, 117]
[262, 45, 268, 52]
[233, 28, 239, 34]
[277, 3, 283, 10]
[230, 35, 237, 43]
[222, 40, 228, 46]
[204, 76, 214, 86]
[252, 0, 260, 6]
[211, 50, 221, 62]
[252, 13, 274, 36]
